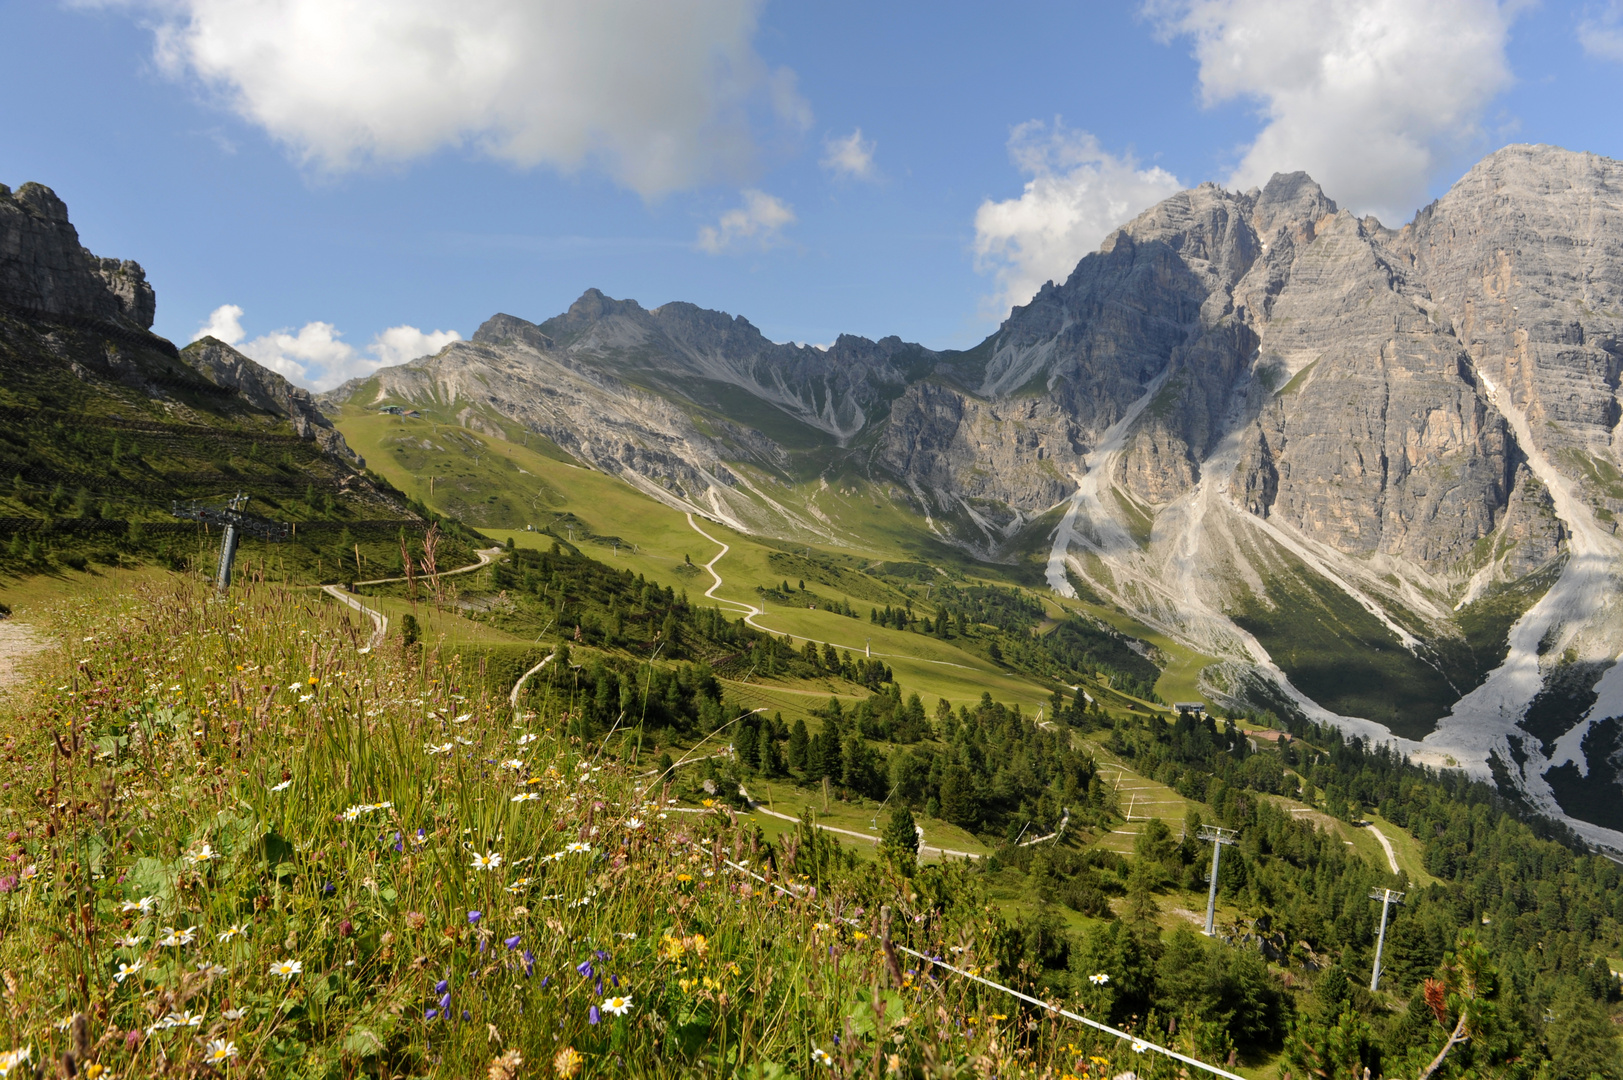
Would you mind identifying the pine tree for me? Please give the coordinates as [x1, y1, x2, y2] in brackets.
[788, 719, 810, 773]
[882, 804, 919, 872]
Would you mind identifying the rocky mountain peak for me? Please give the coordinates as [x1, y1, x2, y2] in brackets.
[0, 181, 155, 330]
[471, 312, 555, 352]
[1251, 171, 1337, 240]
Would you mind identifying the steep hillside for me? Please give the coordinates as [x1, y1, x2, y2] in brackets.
[0, 182, 465, 585]
[324, 146, 1623, 848]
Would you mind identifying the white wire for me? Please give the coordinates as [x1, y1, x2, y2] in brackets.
[711, 851, 1246, 1080]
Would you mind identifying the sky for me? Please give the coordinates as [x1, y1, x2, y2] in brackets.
[4, 0, 1623, 391]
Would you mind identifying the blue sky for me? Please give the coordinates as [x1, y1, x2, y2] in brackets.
[4, 0, 1623, 389]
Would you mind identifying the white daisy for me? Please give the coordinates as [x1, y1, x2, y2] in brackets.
[471, 851, 504, 871]
[511, 792, 540, 802]
[205, 1039, 238, 1063]
[218, 922, 248, 942]
[270, 779, 292, 792]
[601, 994, 633, 1016]
[426, 742, 453, 755]
[120, 896, 158, 915]
[113, 960, 144, 984]
[268, 959, 303, 979]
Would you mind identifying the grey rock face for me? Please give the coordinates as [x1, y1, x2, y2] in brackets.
[0, 182, 155, 329]
[1233, 210, 1515, 568]
[181, 337, 363, 465]
[537, 289, 929, 442]
[1408, 145, 1623, 520]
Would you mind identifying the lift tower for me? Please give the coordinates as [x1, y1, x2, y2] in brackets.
[1197, 825, 1239, 936]
[171, 494, 291, 590]
[1369, 888, 1405, 991]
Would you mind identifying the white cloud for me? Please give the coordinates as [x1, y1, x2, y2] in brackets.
[972, 121, 1182, 316]
[1580, 2, 1623, 60]
[195, 303, 245, 344]
[1149, 0, 1519, 224]
[238, 322, 355, 386]
[104, 0, 805, 197]
[370, 325, 463, 368]
[192, 306, 461, 390]
[822, 128, 877, 180]
[697, 189, 796, 253]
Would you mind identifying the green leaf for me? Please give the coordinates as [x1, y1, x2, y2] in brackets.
[737, 1062, 801, 1080]
[342, 1026, 387, 1058]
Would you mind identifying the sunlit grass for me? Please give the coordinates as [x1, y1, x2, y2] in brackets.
[0, 576, 1185, 1078]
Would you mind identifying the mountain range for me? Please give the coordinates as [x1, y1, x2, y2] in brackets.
[324, 144, 1623, 846]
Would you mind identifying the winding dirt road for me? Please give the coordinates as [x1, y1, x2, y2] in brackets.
[322, 547, 504, 650]
[684, 513, 975, 671]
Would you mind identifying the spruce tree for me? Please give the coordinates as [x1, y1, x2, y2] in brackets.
[787, 719, 810, 773]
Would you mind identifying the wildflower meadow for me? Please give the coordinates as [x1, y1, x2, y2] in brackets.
[0, 576, 1192, 1078]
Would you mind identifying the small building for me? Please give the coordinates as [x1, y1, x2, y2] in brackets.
[1172, 701, 1206, 716]
[378, 405, 404, 415]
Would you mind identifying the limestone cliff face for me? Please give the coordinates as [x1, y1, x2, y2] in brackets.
[1231, 209, 1517, 570]
[0, 183, 154, 329]
[1407, 145, 1623, 519]
[874, 381, 1082, 530]
[180, 337, 363, 465]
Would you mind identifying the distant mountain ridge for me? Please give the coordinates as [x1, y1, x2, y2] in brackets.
[330, 144, 1623, 847]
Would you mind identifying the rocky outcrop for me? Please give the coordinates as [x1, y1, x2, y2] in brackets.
[0, 183, 154, 329]
[181, 337, 363, 465]
[875, 381, 1082, 529]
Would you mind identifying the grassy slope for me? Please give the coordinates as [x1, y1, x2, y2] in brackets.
[3, 574, 1158, 1079]
[338, 407, 1057, 714]
[0, 313, 457, 586]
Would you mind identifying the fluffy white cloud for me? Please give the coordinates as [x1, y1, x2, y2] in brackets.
[972, 122, 1181, 316]
[822, 128, 877, 180]
[1579, 2, 1623, 61]
[1149, 0, 1519, 223]
[371, 325, 463, 368]
[106, 0, 805, 197]
[697, 189, 796, 253]
[190, 306, 460, 390]
[195, 302, 244, 344]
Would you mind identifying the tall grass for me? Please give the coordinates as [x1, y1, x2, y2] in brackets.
[0, 576, 1167, 1078]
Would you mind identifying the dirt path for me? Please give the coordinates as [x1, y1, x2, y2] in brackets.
[1367, 823, 1401, 874]
[738, 786, 983, 860]
[683, 513, 975, 671]
[0, 621, 46, 691]
[320, 547, 503, 650]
